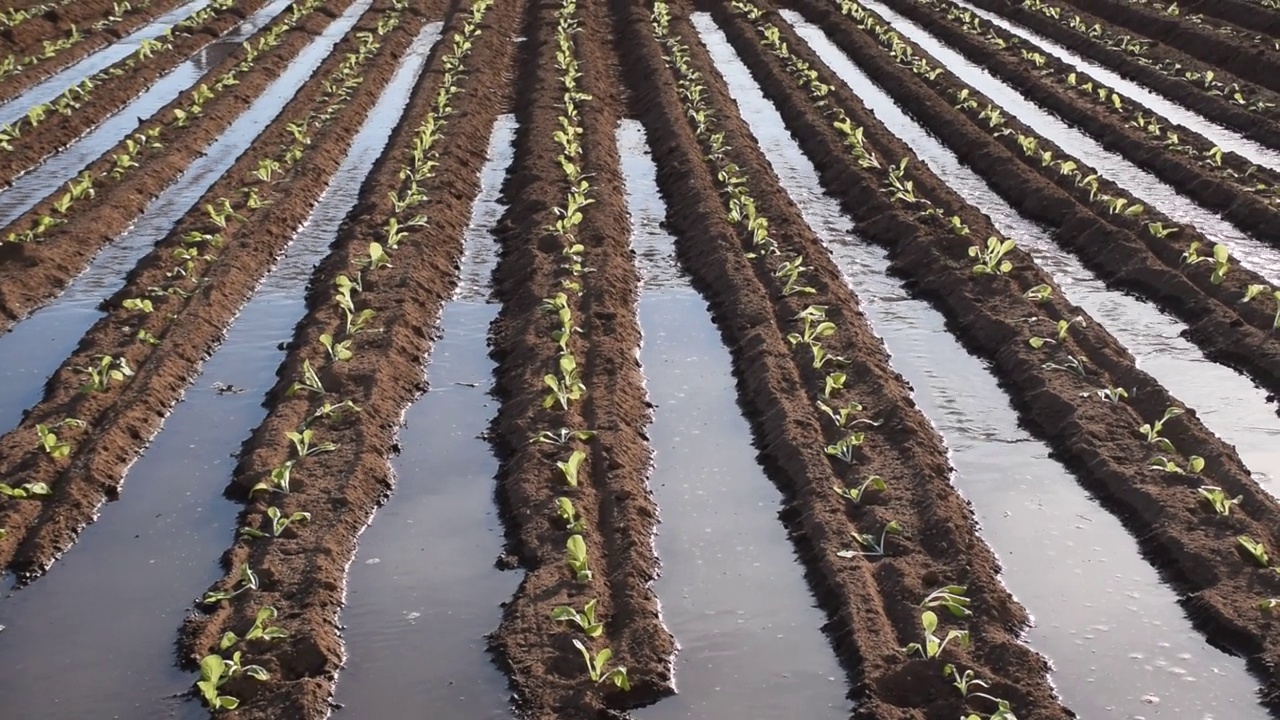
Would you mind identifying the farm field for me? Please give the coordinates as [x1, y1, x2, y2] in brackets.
[1, 0, 1280, 717]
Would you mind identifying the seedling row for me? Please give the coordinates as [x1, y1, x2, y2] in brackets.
[0, 0, 1279, 717]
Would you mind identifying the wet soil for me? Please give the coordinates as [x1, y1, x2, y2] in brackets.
[876, 0, 1280, 249]
[721, 0, 1280, 708]
[959, 0, 1280, 150]
[617, 0, 1078, 716]
[0, 0, 358, 335]
[0, 0, 273, 189]
[176, 2, 523, 718]
[484, 0, 676, 715]
[1059, 0, 1280, 93]
[0, 0, 420, 580]
[781, 0, 1280, 409]
[0, 0, 192, 105]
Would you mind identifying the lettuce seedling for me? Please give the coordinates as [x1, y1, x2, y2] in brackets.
[823, 372, 847, 400]
[572, 639, 630, 690]
[319, 333, 352, 361]
[1259, 599, 1280, 611]
[1240, 284, 1269, 303]
[943, 663, 988, 697]
[832, 475, 885, 504]
[287, 359, 325, 396]
[1148, 455, 1204, 474]
[219, 606, 288, 649]
[903, 610, 969, 659]
[242, 506, 311, 538]
[1042, 355, 1086, 377]
[816, 400, 881, 430]
[1238, 535, 1271, 567]
[303, 400, 361, 428]
[825, 433, 865, 463]
[1198, 486, 1241, 516]
[566, 534, 591, 582]
[921, 585, 971, 617]
[251, 461, 294, 495]
[1027, 336, 1055, 349]
[556, 497, 586, 532]
[78, 355, 134, 393]
[557, 450, 587, 487]
[1139, 407, 1183, 450]
[1023, 284, 1052, 303]
[202, 564, 259, 605]
[963, 699, 1017, 720]
[35, 423, 71, 458]
[552, 598, 604, 637]
[196, 651, 268, 710]
[969, 237, 1015, 275]
[287, 428, 336, 458]
[0, 482, 51, 498]
[532, 428, 596, 445]
[837, 520, 902, 557]
[1090, 387, 1128, 403]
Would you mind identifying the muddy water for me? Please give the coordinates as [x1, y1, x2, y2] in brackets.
[947, 0, 1280, 172]
[785, 12, 1280, 494]
[618, 119, 850, 720]
[0, 0, 212, 125]
[696, 13, 1271, 718]
[0, 24, 437, 720]
[0, 0, 293, 223]
[331, 114, 518, 720]
[0, 0, 375, 434]
[854, 0, 1280, 286]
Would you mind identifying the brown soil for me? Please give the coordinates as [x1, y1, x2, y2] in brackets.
[0, 0, 190, 105]
[0, 0, 358, 336]
[782, 0, 1280, 407]
[484, 0, 676, 716]
[615, 0, 1076, 716]
[0, 0, 108, 56]
[878, 0, 1280, 249]
[176, 1, 520, 718]
[0, 0, 423, 580]
[1174, 0, 1280, 35]
[961, 0, 1280, 151]
[0, 0, 271, 189]
[1059, 0, 1280, 92]
[727, 0, 1280, 708]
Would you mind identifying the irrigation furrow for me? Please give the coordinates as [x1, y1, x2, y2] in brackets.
[715, 0, 1280, 708]
[948, 0, 1280, 171]
[0, 0, 193, 106]
[783, 0, 1280, 407]
[875, 0, 1280, 249]
[0, 5, 367, 436]
[0, 0, 354, 335]
[0, 0, 210, 125]
[333, 113, 517, 720]
[781, 13, 1280, 507]
[624, 1, 1071, 716]
[856, 0, 1280, 269]
[1055, 0, 1280, 92]
[618, 117, 852, 720]
[700, 13, 1273, 715]
[0, 1, 288, 229]
[177, 2, 522, 717]
[486, 0, 675, 715]
[957, 0, 1280, 151]
[0, 0, 413, 580]
[1162, 0, 1280, 34]
[0, 0, 279, 189]
[0, 0, 79, 56]
[0, 28, 437, 720]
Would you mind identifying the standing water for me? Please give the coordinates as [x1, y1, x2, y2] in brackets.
[332, 114, 519, 719]
[621, 119, 850, 720]
[694, 12, 1271, 717]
